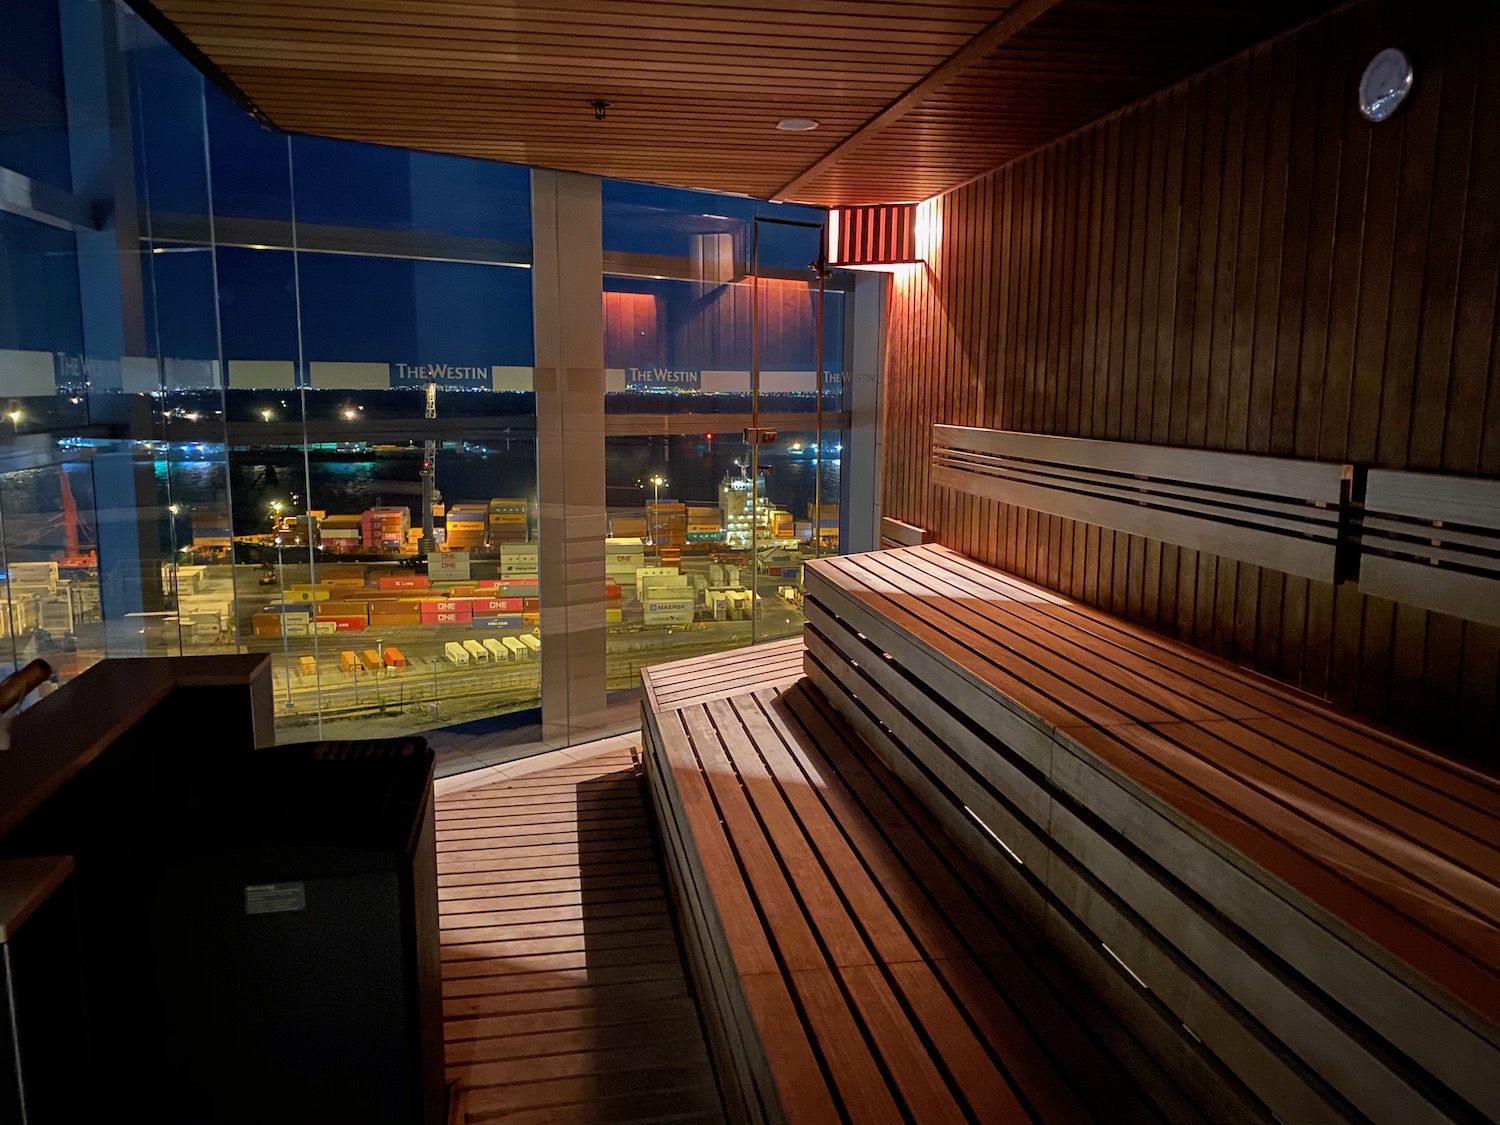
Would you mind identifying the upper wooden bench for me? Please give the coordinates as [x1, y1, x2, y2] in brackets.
[641, 639, 1243, 1125]
[803, 545, 1500, 1125]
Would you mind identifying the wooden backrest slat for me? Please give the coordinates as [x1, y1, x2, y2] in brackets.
[935, 426, 1347, 502]
[1366, 469, 1500, 531]
[1359, 469, 1500, 627]
[932, 425, 1347, 581]
[879, 516, 929, 548]
[937, 448, 1342, 526]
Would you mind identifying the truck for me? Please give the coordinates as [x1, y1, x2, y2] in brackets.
[443, 641, 469, 666]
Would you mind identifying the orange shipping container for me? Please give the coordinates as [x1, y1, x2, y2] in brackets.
[360, 649, 382, 671]
[252, 612, 282, 638]
[320, 601, 370, 619]
[382, 646, 407, 669]
[339, 650, 358, 673]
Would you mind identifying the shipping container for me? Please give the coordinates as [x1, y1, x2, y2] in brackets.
[463, 639, 488, 662]
[518, 634, 540, 654]
[339, 650, 358, 673]
[382, 646, 406, 669]
[359, 649, 382, 671]
[472, 597, 523, 615]
[472, 614, 523, 630]
[377, 575, 429, 590]
[298, 656, 317, 677]
[443, 641, 469, 666]
[317, 615, 367, 632]
[502, 637, 526, 659]
[482, 638, 508, 661]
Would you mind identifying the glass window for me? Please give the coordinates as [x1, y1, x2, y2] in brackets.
[602, 428, 842, 702]
[0, 0, 71, 189]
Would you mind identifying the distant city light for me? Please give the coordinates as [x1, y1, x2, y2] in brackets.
[260, 407, 274, 421]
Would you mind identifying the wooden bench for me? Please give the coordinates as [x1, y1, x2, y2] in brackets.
[641, 639, 1248, 1125]
[804, 545, 1500, 1125]
[1360, 468, 1500, 628]
[931, 425, 1350, 582]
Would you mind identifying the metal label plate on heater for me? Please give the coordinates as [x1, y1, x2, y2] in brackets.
[244, 882, 307, 915]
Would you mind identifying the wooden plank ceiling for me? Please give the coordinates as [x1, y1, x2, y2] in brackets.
[141, 0, 1343, 206]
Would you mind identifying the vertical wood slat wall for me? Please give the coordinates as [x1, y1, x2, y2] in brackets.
[881, 0, 1500, 756]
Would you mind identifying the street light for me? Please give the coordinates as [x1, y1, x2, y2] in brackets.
[648, 474, 665, 547]
[6, 410, 20, 429]
[260, 407, 274, 422]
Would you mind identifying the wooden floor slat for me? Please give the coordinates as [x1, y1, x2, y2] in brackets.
[437, 745, 725, 1125]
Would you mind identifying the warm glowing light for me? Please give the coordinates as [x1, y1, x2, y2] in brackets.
[168, 503, 180, 515]
[260, 407, 274, 421]
[341, 407, 358, 420]
[270, 500, 284, 512]
[6, 410, 20, 424]
[913, 196, 941, 263]
[827, 210, 840, 266]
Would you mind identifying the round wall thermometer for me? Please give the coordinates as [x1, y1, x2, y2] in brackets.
[1359, 47, 1414, 122]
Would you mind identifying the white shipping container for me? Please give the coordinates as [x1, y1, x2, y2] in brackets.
[463, 639, 488, 662]
[519, 633, 540, 653]
[502, 636, 526, 659]
[482, 638, 508, 661]
[444, 641, 469, 665]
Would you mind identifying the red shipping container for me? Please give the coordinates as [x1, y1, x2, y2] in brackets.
[421, 602, 473, 624]
[317, 615, 367, 632]
[421, 599, 465, 613]
[378, 575, 429, 590]
[472, 597, 523, 614]
[605, 579, 621, 601]
[475, 580, 501, 591]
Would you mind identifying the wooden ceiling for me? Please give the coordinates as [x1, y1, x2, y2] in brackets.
[140, 0, 1344, 206]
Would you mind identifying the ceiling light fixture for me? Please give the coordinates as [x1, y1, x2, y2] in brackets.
[590, 100, 610, 121]
[776, 118, 819, 132]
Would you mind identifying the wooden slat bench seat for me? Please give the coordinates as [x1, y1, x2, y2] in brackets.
[803, 545, 1500, 1125]
[641, 638, 1240, 1125]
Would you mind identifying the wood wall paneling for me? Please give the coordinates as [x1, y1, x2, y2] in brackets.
[882, 0, 1500, 757]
